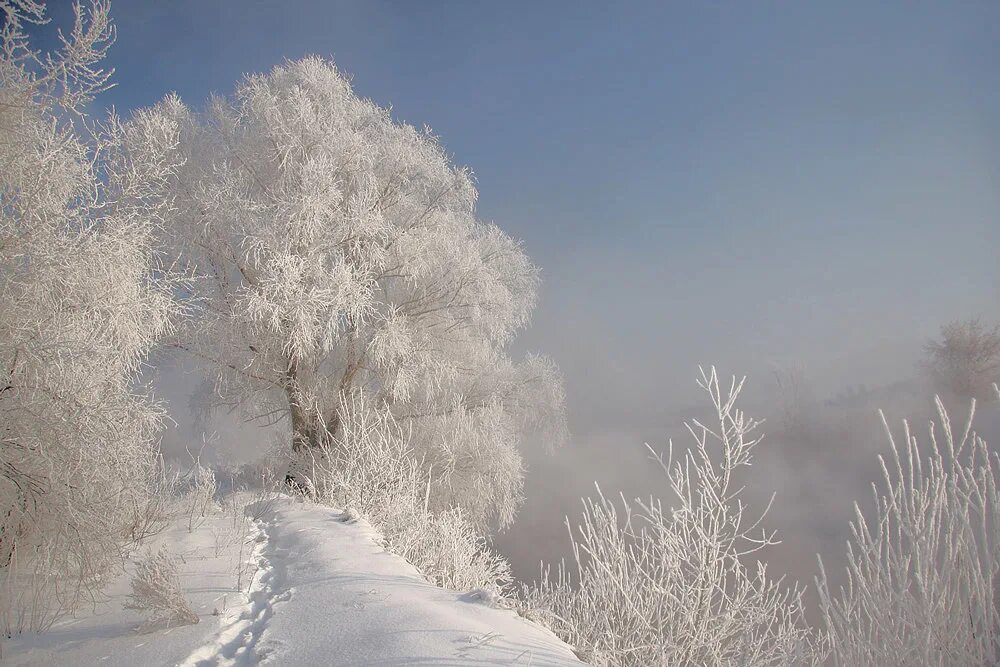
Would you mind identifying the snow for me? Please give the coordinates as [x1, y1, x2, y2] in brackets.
[2, 497, 584, 666]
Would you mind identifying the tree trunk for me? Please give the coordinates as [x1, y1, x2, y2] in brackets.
[287, 391, 316, 453]
[282, 357, 322, 453]
[281, 357, 348, 493]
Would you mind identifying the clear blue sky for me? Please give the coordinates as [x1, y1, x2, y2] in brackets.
[37, 0, 999, 424]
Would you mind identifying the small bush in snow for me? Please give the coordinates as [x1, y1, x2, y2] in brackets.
[392, 506, 512, 594]
[123, 458, 182, 544]
[301, 393, 511, 596]
[183, 462, 217, 532]
[124, 549, 199, 631]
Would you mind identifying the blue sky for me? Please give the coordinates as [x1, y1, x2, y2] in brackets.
[37, 0, 999, 422]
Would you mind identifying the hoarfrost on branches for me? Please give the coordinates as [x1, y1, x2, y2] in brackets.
[816, 390, 1000, 665]
[124, 548, 199, 632]
[304, 393, 512, 596]
[523, 368, 815, 666]
[923, 318, 1000, 402]
[0, 0, 180, 633]
[136, 58, 566, 528]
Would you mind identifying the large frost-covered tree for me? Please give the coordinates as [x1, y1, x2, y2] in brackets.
[140, 58, 566, 527]
[0, 0, 179, 631]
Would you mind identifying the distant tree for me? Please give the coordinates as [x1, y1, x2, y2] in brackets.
[0, 0, 179, 632]
[771, 365, 815, 439]
[136, 58, 566, 528]
[924, 318, 1000, 401]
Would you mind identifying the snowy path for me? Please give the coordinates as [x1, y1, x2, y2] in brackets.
[3, 497, 583, 666]
[182, 497, 583, 666]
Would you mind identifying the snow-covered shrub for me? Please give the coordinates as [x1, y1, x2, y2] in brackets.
[522, 368, 814, 666]
[0, 1, 180, 634]
[124, 548, 199, 631]
[224, 456, 284, 497]
[816, 390, 1000, 666]
[303, 393, 511, 596]
[123, 457, 182, 544]
[182, 462, 217, 532]
[398, 507, 512, 595]
[131, 57, 566, 529]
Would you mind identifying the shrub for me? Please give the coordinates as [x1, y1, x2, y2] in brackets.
[124, 548, 199, 631]
[522, 368, 814, 666]
[816, 391, 1000, 665]
[924, 318, 1000, 401]
[300, 393, 511, 596]
[182, 462, 217, 532]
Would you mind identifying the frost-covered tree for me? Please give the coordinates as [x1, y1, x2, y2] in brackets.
[524, 368, 814, 666]
[0, 0, 179, 632]
[924, 318, 1000, 402]
[139, 58, 566, 528]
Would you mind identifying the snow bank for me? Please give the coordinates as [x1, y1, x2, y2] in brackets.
[2, 501, 262, 666]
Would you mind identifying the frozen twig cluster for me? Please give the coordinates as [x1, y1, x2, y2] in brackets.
[303, 393, 511, 596]
[815, 394, 1000, 665]
[526, 369, 1000, 666]
[124, 548, 199, 631]
[523, 368, 814, 666]
[182, 461, 217, 533]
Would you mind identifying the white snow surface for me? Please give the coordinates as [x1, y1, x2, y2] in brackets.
[2, 496, 583, 666]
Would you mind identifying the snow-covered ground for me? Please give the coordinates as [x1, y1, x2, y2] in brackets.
[2, 497, 583, 666]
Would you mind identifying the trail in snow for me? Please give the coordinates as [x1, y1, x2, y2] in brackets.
[181, 497, 584, 666]
[179, 506, 288, 666]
